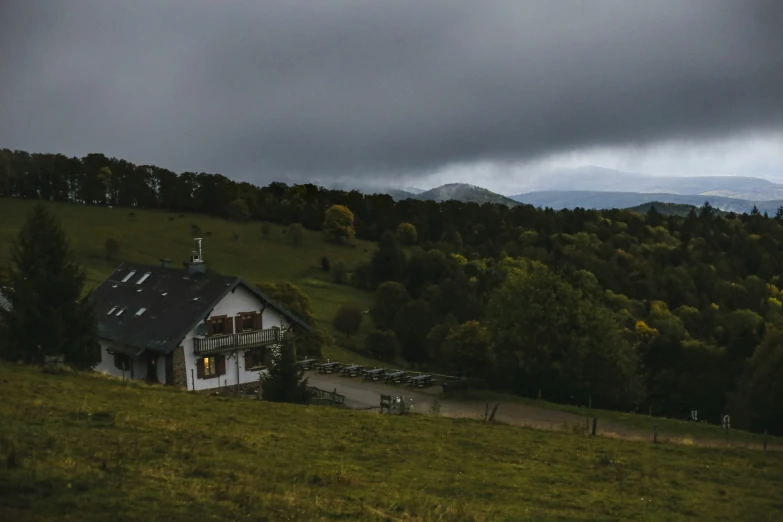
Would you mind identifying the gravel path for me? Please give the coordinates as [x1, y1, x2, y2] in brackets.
[304, 371, 780, 450]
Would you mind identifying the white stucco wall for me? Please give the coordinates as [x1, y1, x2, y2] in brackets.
[183, 284, 289, 391]
[93, 340, 147, 380]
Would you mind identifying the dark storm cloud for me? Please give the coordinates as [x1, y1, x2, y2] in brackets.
[1, 0, 781, 183]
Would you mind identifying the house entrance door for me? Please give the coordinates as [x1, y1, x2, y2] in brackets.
[145, 352, 159, 383]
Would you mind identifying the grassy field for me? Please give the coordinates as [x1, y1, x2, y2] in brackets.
[446, 389, 782, 449]
[1, 363, 782, 521]
[0, 198, 377, 360]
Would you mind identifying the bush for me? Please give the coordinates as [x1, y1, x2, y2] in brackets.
[321, 256, 330, 272]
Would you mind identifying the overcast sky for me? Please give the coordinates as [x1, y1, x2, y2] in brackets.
[1, 0, 781, 193]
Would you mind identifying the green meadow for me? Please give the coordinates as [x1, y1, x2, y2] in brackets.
[0, 198, 377, 361]
[1, 363, 782, 521]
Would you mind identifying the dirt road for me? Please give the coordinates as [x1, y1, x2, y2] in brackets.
[305, 372, 779, 450]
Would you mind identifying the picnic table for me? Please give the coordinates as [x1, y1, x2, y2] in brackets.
[363, 368, 386, 381]
[384, 370, 407, 384]
[298, 358, 318, 371]
[407, 374, 434, 388]
[316, 362, 342, 374]
[340, 364, 364, 377]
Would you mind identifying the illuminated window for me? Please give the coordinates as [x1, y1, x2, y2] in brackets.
[203, 357, 216, 376]
[121, 270, 137, 283]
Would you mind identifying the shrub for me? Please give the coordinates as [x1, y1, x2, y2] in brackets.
[321, 256, 330, 272]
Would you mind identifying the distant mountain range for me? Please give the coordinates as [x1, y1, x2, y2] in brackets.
[514, 166, 783, 201]
[337, 165, 783, 215]
[510, 190, 783, 215]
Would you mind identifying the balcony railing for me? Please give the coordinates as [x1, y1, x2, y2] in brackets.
[193, 327, 283, 355]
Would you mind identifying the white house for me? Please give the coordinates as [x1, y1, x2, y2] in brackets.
[90, 246, 311, 391]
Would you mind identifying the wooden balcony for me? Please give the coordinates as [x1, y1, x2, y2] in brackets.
[193, 328, 283, 355]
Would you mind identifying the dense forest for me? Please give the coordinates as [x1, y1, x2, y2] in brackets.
[2, 148, 783, 435]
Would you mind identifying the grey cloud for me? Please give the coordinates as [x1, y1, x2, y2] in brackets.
[0, 0, 781, 184]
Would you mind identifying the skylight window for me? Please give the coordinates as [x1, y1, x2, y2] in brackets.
[161, 292, 167, 297]
[136, 308, 146, 316]
[115, 308, 126, 317]
[107, 307, 117, 315]
[136, 272, 151, 285]
[121, 270, 137, 283]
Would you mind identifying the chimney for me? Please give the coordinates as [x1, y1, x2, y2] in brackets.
[159, 258, 171, 269]
[184, 238, 206, 276]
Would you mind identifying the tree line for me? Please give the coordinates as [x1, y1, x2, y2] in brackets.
[3, 148, 783, 434]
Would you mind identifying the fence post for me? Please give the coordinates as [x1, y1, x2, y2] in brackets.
[653, 425, 658, 444]
[591, 417, 597, 436]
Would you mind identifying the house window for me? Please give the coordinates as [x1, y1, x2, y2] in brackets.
[203, 357, 216, 376]
[245, 348, 268, 370]
[197, 355, 225, 379]
[242, 314, 254, 331]
[207, 315, 231, 336]
[238, 312, 261, 332]
[114, 353, 131, 371]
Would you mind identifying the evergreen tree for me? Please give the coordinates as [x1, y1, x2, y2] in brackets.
[0, 202, 98, 368]
[262, 337, 310, 404]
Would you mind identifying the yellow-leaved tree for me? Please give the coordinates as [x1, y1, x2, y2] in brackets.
[323, 205, 355, 244]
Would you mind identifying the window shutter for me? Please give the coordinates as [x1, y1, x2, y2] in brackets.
[244, 350, 253, 369]
[206, 319, 213, 336]
[197, 358, 204, 379]
[253, 312, 262, 330]
[225, 316, 234, 334]
[217, 355, 226, 375]
[234, 315, 240, 332]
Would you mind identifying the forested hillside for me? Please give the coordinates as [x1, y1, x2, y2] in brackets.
[2, 148, 783, 435]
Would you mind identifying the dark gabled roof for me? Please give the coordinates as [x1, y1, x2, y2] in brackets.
[91, 263, 312, 355]
[0, 289, 10, 312]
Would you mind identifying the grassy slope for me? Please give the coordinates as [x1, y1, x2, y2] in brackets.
[0, 198, 377, 362]
[1, 364, 782, 522]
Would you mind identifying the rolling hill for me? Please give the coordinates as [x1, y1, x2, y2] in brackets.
[415, 183, 519, 207]
[624, 201, 729, 217]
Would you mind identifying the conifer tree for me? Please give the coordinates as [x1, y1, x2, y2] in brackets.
[0, 202, 98, 368]
[261, 337, 310, 404]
